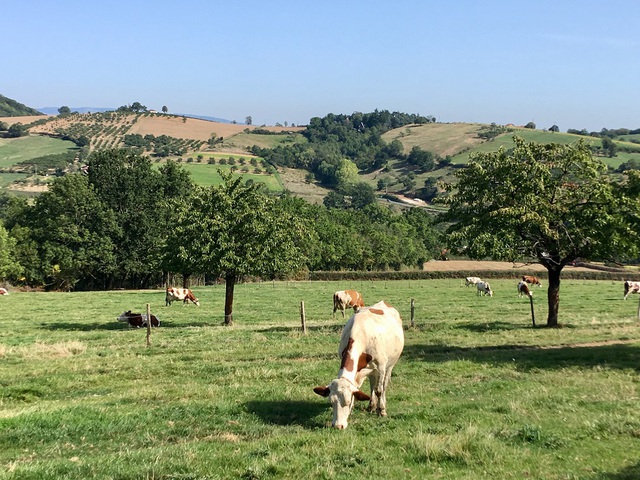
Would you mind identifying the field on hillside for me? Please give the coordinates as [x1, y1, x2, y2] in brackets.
[1, 280, 639, 479]
[175, 163, 284, 191]
[0, 135, 77, 169]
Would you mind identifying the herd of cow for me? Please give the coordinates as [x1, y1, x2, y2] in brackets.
[5, 276, 640, 430]
[464, 274, 542, 298]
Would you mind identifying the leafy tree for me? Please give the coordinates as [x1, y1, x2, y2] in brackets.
[26, 175, 118, 290]
[524, 122, 536, 129]
[549, 124, 559, 132]
[601, 137, 617, 157]
[166, 172, 307, 325]
[58, 106, 71, 115]
[441, 137, 640, 327]
[87, 149, 167, 288]
[245, 116, 253, 126]
[407, 146, 436, 172]
[162, 105, 168, 114]
[7, 123, 27, 138]
[0, 223, 22, 281]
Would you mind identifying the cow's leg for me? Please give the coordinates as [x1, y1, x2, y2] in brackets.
[377, 366, 395, 417]
[364, 372, 381, 414]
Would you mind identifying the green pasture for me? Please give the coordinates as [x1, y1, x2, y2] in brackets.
[0, 135, 77, 169]
[1, 279, 639, 479]
[0, 173, 29, 188]
[176, 163, 284, 192]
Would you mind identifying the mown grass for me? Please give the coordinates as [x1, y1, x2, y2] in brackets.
[1, 279, 639, 479]
[0, 136, 77, 169]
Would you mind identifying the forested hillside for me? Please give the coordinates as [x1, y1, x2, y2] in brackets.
[0, 94, 42, 116]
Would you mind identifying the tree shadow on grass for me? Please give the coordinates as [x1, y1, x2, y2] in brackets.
[402, 342, 640, 371]
[245, 400, 328, 429]
[257, 325, 343, 334]
[454, 321, 528, 332]
[595, 461, 640, 480]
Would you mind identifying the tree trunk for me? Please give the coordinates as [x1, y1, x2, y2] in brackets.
[546, 266, 562, 327]
[224, 272, 236, 326]
[182, 273, 191, 289]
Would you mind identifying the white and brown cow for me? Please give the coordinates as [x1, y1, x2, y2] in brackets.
[314, 300, 404, 429]
[332, 290, 365, 318]
[517, 281, 532, 298]
[476, 281, 493, 297]
[522, 275, 542, 287]
[0, 287, 8, 295]
[117, 310, 160, 328]
[623, 280, 640, 300]
[165, 287, 200, 306]
[465, 276, 482, 287]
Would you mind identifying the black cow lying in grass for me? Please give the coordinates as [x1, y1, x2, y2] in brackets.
[117, 310, 160, 328]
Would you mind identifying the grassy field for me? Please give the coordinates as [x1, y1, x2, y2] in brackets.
[1, 279, 639, 479]
[0, 136, 77, 169]
[168, 163, 284, 192]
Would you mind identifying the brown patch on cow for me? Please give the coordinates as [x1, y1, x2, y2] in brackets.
[340, 338, 355, 372]
[382, 300, 393, 308]
[369, 308, 384, 315]
[357, 352, 372, 371]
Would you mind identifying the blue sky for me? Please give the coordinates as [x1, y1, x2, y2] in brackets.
[3, 1, 639, 131]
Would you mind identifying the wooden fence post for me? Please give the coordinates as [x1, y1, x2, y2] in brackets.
[529, 296, 536, 328]
[637, 295, 640, 321]
[410, 298, 415, 328]
[146, 303, 152, 346]
[300, 301, 307, 335]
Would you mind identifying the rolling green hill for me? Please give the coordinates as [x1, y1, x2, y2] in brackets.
[0, 94, 43, 116]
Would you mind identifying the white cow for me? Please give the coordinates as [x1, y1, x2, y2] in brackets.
[0, 287, 8, 295]
[314, 300, 404, 429]
[465, 276, 482, 287]
[623, 280, 640, 300]
[477, 281, 493, 297]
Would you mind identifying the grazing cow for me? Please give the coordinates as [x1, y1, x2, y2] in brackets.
[332, 290, 365, 318]
[476, 281, 493, 297]
[165, 287, 200, 306]
[517, 281, 532, 298]
[623, 280, 640, 300]
[522, 275, 542, 287]
[465, 276, 482, 287]
[117, 310, 160, 328]
[314, 300, 404, 429]
[0, 287, 8, 295]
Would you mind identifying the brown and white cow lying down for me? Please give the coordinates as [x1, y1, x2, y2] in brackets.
[117, 310, 160, 328]
[0, 287, 8, 295]
[314, 300, 404, 429]
[165, 287, 200, 306]
[623, 280, 640, 300]
[332, 290, 365, 318]
[517, 281, 532, 298]
[522, 275, 542, 287]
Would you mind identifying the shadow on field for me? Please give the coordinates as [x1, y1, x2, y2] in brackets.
[402, 342, 640, 371]
[257, 325, 343, 334]
[455, 321, 524, 332]
[596, 461, 640, 480]
[245, 400, 327, 429]
[42, 322, 123, 331]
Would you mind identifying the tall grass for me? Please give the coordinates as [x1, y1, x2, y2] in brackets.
[1, 279, 639, 479]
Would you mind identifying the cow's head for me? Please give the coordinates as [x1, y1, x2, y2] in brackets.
[117, 310, 134, 322]
[314, 377, 370, 429]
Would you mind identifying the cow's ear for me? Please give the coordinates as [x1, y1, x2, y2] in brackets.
[353, 390, 371, 401]
[313, 386, 330, 397]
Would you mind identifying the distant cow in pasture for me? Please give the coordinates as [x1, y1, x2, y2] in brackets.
[476, 281, 493, 297]
[465, 276, 482, 287]
[517, 281, 532, 298]
[165, 287, 200, 306]
[623, 280, 640, 300]
[332, 290, 365, 318]
[117, 310, 160, 328]
[522, 275, 542, 287]
[314, 300, 404, 429]
[0, 287, 8, 295]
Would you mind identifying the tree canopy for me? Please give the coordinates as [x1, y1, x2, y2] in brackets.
[441, 136, 640, 326]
